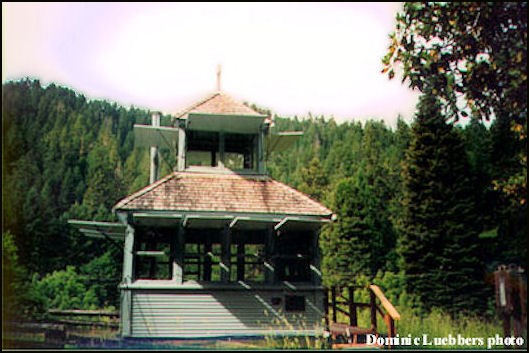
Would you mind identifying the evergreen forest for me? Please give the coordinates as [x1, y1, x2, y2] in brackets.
[3, 77, 525, 318]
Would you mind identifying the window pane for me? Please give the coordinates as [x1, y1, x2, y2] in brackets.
[275, 232, 312, 282]
[245, 244, 265, 282]
[224, 133, 255, 170]
[186, 131, 219, 167]
[134, 230, 172, 280]
[224, 152, 245, 170]
[187, 151, 215, 167]
[183, 237, 223, 282]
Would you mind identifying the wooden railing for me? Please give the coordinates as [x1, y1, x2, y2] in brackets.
[324, 284, 401, 349]
[369, 284, 400, 341]
[4, 310, 120, 348]
[47, 309, 119, 328]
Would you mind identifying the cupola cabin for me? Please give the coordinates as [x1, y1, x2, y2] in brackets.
[70, 89, 333, 339]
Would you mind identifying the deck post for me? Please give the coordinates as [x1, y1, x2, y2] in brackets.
[370, 289, 377, 331]
[385, 314, 395, 349]
[122, 224, 135, 283]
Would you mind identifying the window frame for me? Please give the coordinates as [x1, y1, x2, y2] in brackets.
[185, 130, 258, 172]
[133, 228, 173, 280]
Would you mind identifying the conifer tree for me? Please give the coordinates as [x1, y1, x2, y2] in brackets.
[398, 93, 485, 314]
[321, 168, 378, 287]
[298, 156, 329, 202]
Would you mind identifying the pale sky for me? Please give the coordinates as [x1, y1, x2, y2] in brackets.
[2, 2, 420, 127]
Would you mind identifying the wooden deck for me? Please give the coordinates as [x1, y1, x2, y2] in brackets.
[324, 285, 400, 349]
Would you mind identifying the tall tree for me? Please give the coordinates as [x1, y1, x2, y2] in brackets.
[383, 2, 526, 122]
[298, 156, 329, 203]
[321, 168, 380, 287]
[384, 0, 527, 271]
[398, 93, 485, 314]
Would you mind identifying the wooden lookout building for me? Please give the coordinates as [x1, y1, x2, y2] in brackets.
[70, 89, 334, 339]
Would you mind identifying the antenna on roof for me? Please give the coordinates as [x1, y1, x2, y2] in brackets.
[216, 64, 222, 92]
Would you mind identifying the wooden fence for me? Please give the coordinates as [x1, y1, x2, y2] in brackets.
[3, 309, 120, 348]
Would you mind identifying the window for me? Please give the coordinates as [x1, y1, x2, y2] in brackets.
[224, 133, 256, 170]
[182, 229, 266, 283]
[186, 131, 219, 167]
[275, 232, 311, 282]
[231, 243, 265, 282]
[134, 229, 172, 280]
[183, 230, 223, 281]
[185, 131, 257, 171]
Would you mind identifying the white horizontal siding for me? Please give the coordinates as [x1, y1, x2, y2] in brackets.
[130, 289, 323, 338]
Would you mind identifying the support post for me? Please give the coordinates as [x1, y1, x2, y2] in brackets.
[385, 314, 395, 349]
[221, 225, 231, 282]
[122, 224, 135, 284]
[257, 127, 265, 174]
[219, 132, 225, 168]
[172, 223, 184, 284]
[121, 223, 134, 336]
[177, 120, 186, 171]
[502, 312, 511, 347]
[370, 289, 377, 331]
[311, 230, 322, 285]
[265, 226, 276, 284]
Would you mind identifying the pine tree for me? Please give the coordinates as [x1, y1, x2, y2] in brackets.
[398, 93, 485, 314]
[321, 168, 379, 287]
[298, 156, 329, 202]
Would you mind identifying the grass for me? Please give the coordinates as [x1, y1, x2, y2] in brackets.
[394, 307, 526, 350]
[326, 288, 526, 350]
[6, 299, 524, 350]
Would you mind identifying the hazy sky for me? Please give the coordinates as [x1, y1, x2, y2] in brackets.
[2, 2, 420, 126]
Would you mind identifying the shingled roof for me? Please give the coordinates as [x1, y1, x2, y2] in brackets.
[174, 92, 266, 119]
[114, 172, 332, 217]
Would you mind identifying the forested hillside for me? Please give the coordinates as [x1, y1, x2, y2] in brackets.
[2, 78, 526, 322]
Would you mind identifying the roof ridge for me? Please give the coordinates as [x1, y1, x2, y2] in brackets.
[173, 91, 265, 119]
[270, 179, 333, 215]
[112, 172, 178, 211]
[174, 91, 220, 119]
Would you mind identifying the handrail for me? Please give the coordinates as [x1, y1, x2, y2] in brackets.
[369, 284, 400, 321]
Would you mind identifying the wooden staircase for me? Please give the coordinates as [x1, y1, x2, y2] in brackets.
[324, 284, 400, 349]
